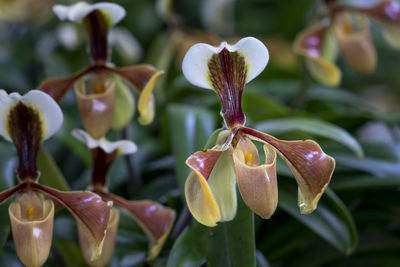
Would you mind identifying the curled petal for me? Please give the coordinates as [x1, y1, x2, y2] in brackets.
[294, 26, 341, 86]
[31, 183, 112, 260]
[53, 2, 126, 27]
[381, 23, 400, 49]
[72, 129, 137, 155]
[305, 57, 341, 87]
[232, 136, 278, 219]
[137, 71, 164, 125]
[97, 191, 175, 260]
[333, 13, 377, 73]
[240, 127, 335, 214]
[110, 65, 161, 93]
[78, 208, 119, 266]
[185, 147, 237, 226]
[74, 72, 115, 139]
[0, 183, 26, 206]
[9, 191, 54, 267]
[38, 67, 89, 102]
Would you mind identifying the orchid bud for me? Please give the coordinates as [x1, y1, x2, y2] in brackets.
[8, 191, 54, 267]
[78, 208, 119, 266]
[74, 72, 115, 139]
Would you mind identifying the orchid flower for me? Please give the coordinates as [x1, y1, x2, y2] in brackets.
[0, 90, 112, 266]
[182, 37, 336, 227]
[294, 0, 400, 86]
[39, 2, 163, 140]
[72, 129, 176, 263]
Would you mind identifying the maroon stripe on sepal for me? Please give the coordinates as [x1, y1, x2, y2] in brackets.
[84, 10, 110, 64]
[8, 102, 43, 181]
[208, 48, 247, 128]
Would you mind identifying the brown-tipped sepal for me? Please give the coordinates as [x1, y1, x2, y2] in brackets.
[96, 191, 175, 261]
[31, 183, 113, 260]
[9, 191, 54, 267]
[232, 136, 278, 219]
[78, 208, 119, 266]
[293, 25, 341, 86]
[74, 72, 115, 139]
[333, 13, 377, 73]
[240, 127, 335, 214]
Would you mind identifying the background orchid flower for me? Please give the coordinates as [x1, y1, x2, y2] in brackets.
[38, 1, 164, 136]
[182, 37, 336, 227]
[293, 0, 400, 86]
[72, 128, 176, 263]
[0, 90, 113, 266]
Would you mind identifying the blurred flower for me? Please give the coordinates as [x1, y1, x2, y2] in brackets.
[201, 0, 236, 35]
[0, 0, 55, 22]
[73, 128, 175, 263]
[182, 37, 335, 226]
[294, 0, 400, 86]
[39, 2, 163, 139]
[0, 90, 113, 266]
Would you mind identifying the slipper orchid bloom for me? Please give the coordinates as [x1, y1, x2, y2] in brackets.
[0, 90, 112, 266]
[182, 37, 336, 227]
[294, 0, 400, 86]
[72, 129, 176, 263]
[39, 1, 163, 139]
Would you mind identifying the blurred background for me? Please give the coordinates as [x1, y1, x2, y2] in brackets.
[0, 0, 399, 266]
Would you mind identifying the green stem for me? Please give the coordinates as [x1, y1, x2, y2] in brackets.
[292, 59, 311, 110]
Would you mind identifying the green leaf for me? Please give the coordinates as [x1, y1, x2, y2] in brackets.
[255, 118, 363, 158]
[206, 193, 256, 267]
[242, 93, 290, 122]
[168, 104, 215, 193]
[167, 223, 208, 267]
[0, 142, 16, 249]
[331, 175, 400, 191]
[334, 154, 400, 177]
[53, 238, 87, 267]
[37, 147, 70, 191]
[278, 179, 358, 254]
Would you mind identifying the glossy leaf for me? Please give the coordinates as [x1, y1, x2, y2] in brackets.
[166, 223, 208, 267]
[54, 238, 87, 267]
[255, 118, 363, 158]
[168, 104, 216, 193]
[278, 180, 358, 254]
[334, 154, 400, 177]
[206, 193, 256, 267]
[331, 175, 400, 191]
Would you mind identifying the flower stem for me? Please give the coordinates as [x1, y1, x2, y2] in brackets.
[121, 127, 142, 196]
[292, 59, 311, 110]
